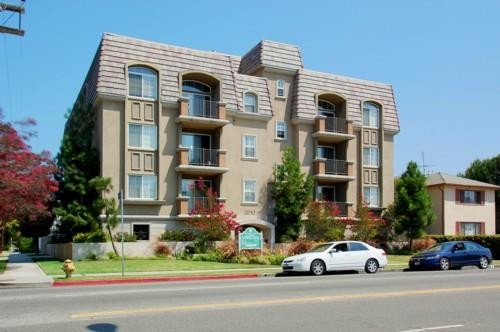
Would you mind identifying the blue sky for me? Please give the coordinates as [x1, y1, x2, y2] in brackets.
[1, 0, 498, 175]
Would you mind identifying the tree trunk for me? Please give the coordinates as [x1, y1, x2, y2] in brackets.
[0, 223, 4, 252]
[107, 222, 119, 257]
[409, 237, 413, 252]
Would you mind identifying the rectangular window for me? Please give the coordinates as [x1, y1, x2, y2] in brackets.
[276, 121, 287, 140]
[317, 146, 335, 159]
[242, 135, 256, 159]
[244, 93, 257, 113]
[277, 79, 285, 97]
[128, 175, 157, 200]
[128, 67, 158, 99]
[363, 186, 379, 207]
[128, 124, 157, 150]
[243, 179, 257, 203]
[458, 190, 482, 204]
[363, 104, 379, 128]
[316, 186, 335, 201]
[133, 224, 150, 241]
[363, 147, 379, 167]
[459, 222, 482, 236]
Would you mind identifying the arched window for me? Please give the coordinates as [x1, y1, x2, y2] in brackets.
[182, 80, 211, 95]
[363, 102, 380, 128]
[318, 100, 336, 117]
[128, 66, 158, 99]
[244, 92, 258, 113]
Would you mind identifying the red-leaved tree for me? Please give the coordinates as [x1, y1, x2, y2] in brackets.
[0, 110, 58, 251]
[187, 179, 239, 249]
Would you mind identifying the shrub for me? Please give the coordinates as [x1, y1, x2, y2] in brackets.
[430, 235, 500, 259]
[113, 232, 137, 242]
[86, 253, 98, 260]
[217, 240, 238, 260]
[159, 229, 196, 241]
[287, 239, 314, 256]
[73, 231, 108, 243]
[411, 238, 437, 252]
[154, 243, 172, 257]
[18, 236, 34, 252]
[106, 251, 119, 260]
[305, 202, 346, 241]
[267, 254, 286, 265]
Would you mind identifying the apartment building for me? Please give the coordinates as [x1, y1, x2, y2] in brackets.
[74, 33, 400, 244]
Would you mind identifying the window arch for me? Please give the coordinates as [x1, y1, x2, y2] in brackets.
[363, 102, 380, 128]
[244, 92, 258, 113]
[128, 66, 158, 99]
[182, 80, 211, 95]
[318, 99, 336, 117]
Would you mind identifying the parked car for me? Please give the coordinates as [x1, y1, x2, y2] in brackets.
[281, 241, 388, 276]
[408, 241, 492, 271]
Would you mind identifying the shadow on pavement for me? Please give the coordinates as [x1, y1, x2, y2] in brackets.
[87, 323, 118, 332]
[275, 270, 360, 277]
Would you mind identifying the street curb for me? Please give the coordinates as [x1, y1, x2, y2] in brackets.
[52, 273, 260, 287]
[0, 281, 53, 289]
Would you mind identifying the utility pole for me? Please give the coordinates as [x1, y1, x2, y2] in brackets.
[0, 1, 25, 36]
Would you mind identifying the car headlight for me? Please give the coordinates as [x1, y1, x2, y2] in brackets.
[425, 255, 440, 260]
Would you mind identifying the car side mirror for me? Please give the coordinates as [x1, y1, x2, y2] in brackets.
[329, 249, 337, 254]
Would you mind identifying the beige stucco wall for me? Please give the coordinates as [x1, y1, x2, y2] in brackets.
[443, 186, 496, 235]
[427, 186, 444, 234]
[382, 133, 395, 207]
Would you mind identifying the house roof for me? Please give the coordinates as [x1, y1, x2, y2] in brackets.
[426, 173, 500, 189]
[81, 33, 399, 131]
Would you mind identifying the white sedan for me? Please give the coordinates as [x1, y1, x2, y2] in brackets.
[281, 241, 388, 275]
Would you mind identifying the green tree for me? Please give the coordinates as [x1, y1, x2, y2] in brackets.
[393, 161, 435, 249]
[305, 201, 346, 241]
[351, 199, 382, 242]
[53, 95, 101, 242]
[461, 155, 500, 233]
[272, 147, 313, 240]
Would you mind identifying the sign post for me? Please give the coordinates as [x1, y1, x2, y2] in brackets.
[238, 227, 263, 255]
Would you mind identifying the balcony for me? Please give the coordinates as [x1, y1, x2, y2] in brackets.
[176, 147, 228, 175]
[316, 201, 353, 217]
[176, 98, 229, 129]
[312, 116, 355, 143]
[177, 196, 226, 217]
[313, 158, 355, 182]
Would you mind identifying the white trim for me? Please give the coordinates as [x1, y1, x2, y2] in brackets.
[242, 178, 257, 204]
[363, 146, 379, 168]
[275, 120, 287, 140]
[128, 123, 158, 150]
[276, 79, 285, 97]
[242, 134, 257, 159]
[243, 90, 259, 114]
[363, 186, 380, 207]
[128, 174, 158, 200]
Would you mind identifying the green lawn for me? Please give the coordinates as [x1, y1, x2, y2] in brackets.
[387, 255, 411, 268]
[34, 257, 280, 276]
[0, 259, 6, 274]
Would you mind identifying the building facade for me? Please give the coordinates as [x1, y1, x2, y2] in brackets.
[74, 33, 400, 243]
[426, 173, 499, 235]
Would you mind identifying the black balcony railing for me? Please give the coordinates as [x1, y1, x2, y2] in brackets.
[323, 116, 347, 133]
[188, 100, 219, 119]
[188, 148, 219, 167]
[325, 159, 348, 175]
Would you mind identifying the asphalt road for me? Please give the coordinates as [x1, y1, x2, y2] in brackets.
[1, 267, 499, 332]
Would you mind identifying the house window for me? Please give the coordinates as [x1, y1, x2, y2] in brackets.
[276, 121, 287, 140]
[363, 186, 379, 207]
[243, 179, 257, 203]
[458, 190, 482, 204]
[133, 224, 150, 241]
[244, 92, 258, 113]
[459, 222, 482, 236]
[128, 175, 157, 200]
[182, 80, 212, 117]
[363, 102, 379, 128]
[242, 135, 256, 159]
[317, 146, 335, 159]
[277, 79, 285, 97]
[316, 186, 335, 201]
[318, 100, 335, 116]
[129, 124, 157, 150]
[363, 147, 379, 167]
[128, 66, 158, 99]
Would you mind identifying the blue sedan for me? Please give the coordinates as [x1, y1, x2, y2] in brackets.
[409, 241, 493, 271]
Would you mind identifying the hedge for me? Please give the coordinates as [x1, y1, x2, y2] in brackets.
[429, 235, 500, 259]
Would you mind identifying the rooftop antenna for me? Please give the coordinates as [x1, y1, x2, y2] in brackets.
[419, 152, 436, 176]
[0, 0, 25, 36]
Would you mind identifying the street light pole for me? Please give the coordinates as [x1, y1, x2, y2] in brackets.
[119, 190, 125, 277]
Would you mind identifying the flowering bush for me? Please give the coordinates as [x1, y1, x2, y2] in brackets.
[287, 239, 314, 256]
[304, 201, 348, 241]
[351, 199, 385, 242]
[154, 243, 171, 257]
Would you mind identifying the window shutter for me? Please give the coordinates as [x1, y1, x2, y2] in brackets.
[455, 222, 460, 235]
[480, 222, 485, 235]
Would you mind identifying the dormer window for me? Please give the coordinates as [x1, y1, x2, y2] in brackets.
[128, 66, 158, 100]
[318, 100, 335, 117]
[244, 92, 258, 113]
[277, 79, 285, 97]
[363, 102, 380, 128]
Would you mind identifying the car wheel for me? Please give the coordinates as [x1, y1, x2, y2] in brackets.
[310, 259, 326, 276]
[479, 256, 489, 269]
[365, 258, 379, 274]
[439, 257, 450, 271]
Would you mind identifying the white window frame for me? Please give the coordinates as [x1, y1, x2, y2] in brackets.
[128, 66, 158, 100]
[128, 174, 157, 200]
[363, 186, 379, 207]
[363, 147, 379, 167]
[276, 79, 285, 97]
[363, 102, 380, 128]
[242, 179, 257, 204]
[242, 134, 257, 159]
[244, 91, 258, 113]
[128, 124, 158, 150]
[275, 121, 287, 140]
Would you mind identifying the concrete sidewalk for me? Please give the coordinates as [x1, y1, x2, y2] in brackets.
[0, 252, 53, 288]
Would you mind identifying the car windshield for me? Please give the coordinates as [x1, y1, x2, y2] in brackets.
[308, 243, 332, 253]
[423, 243, 451, 253]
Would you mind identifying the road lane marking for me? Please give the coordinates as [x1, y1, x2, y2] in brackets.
[399, 324, 464, 332]
[70, 284, 500, 319]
